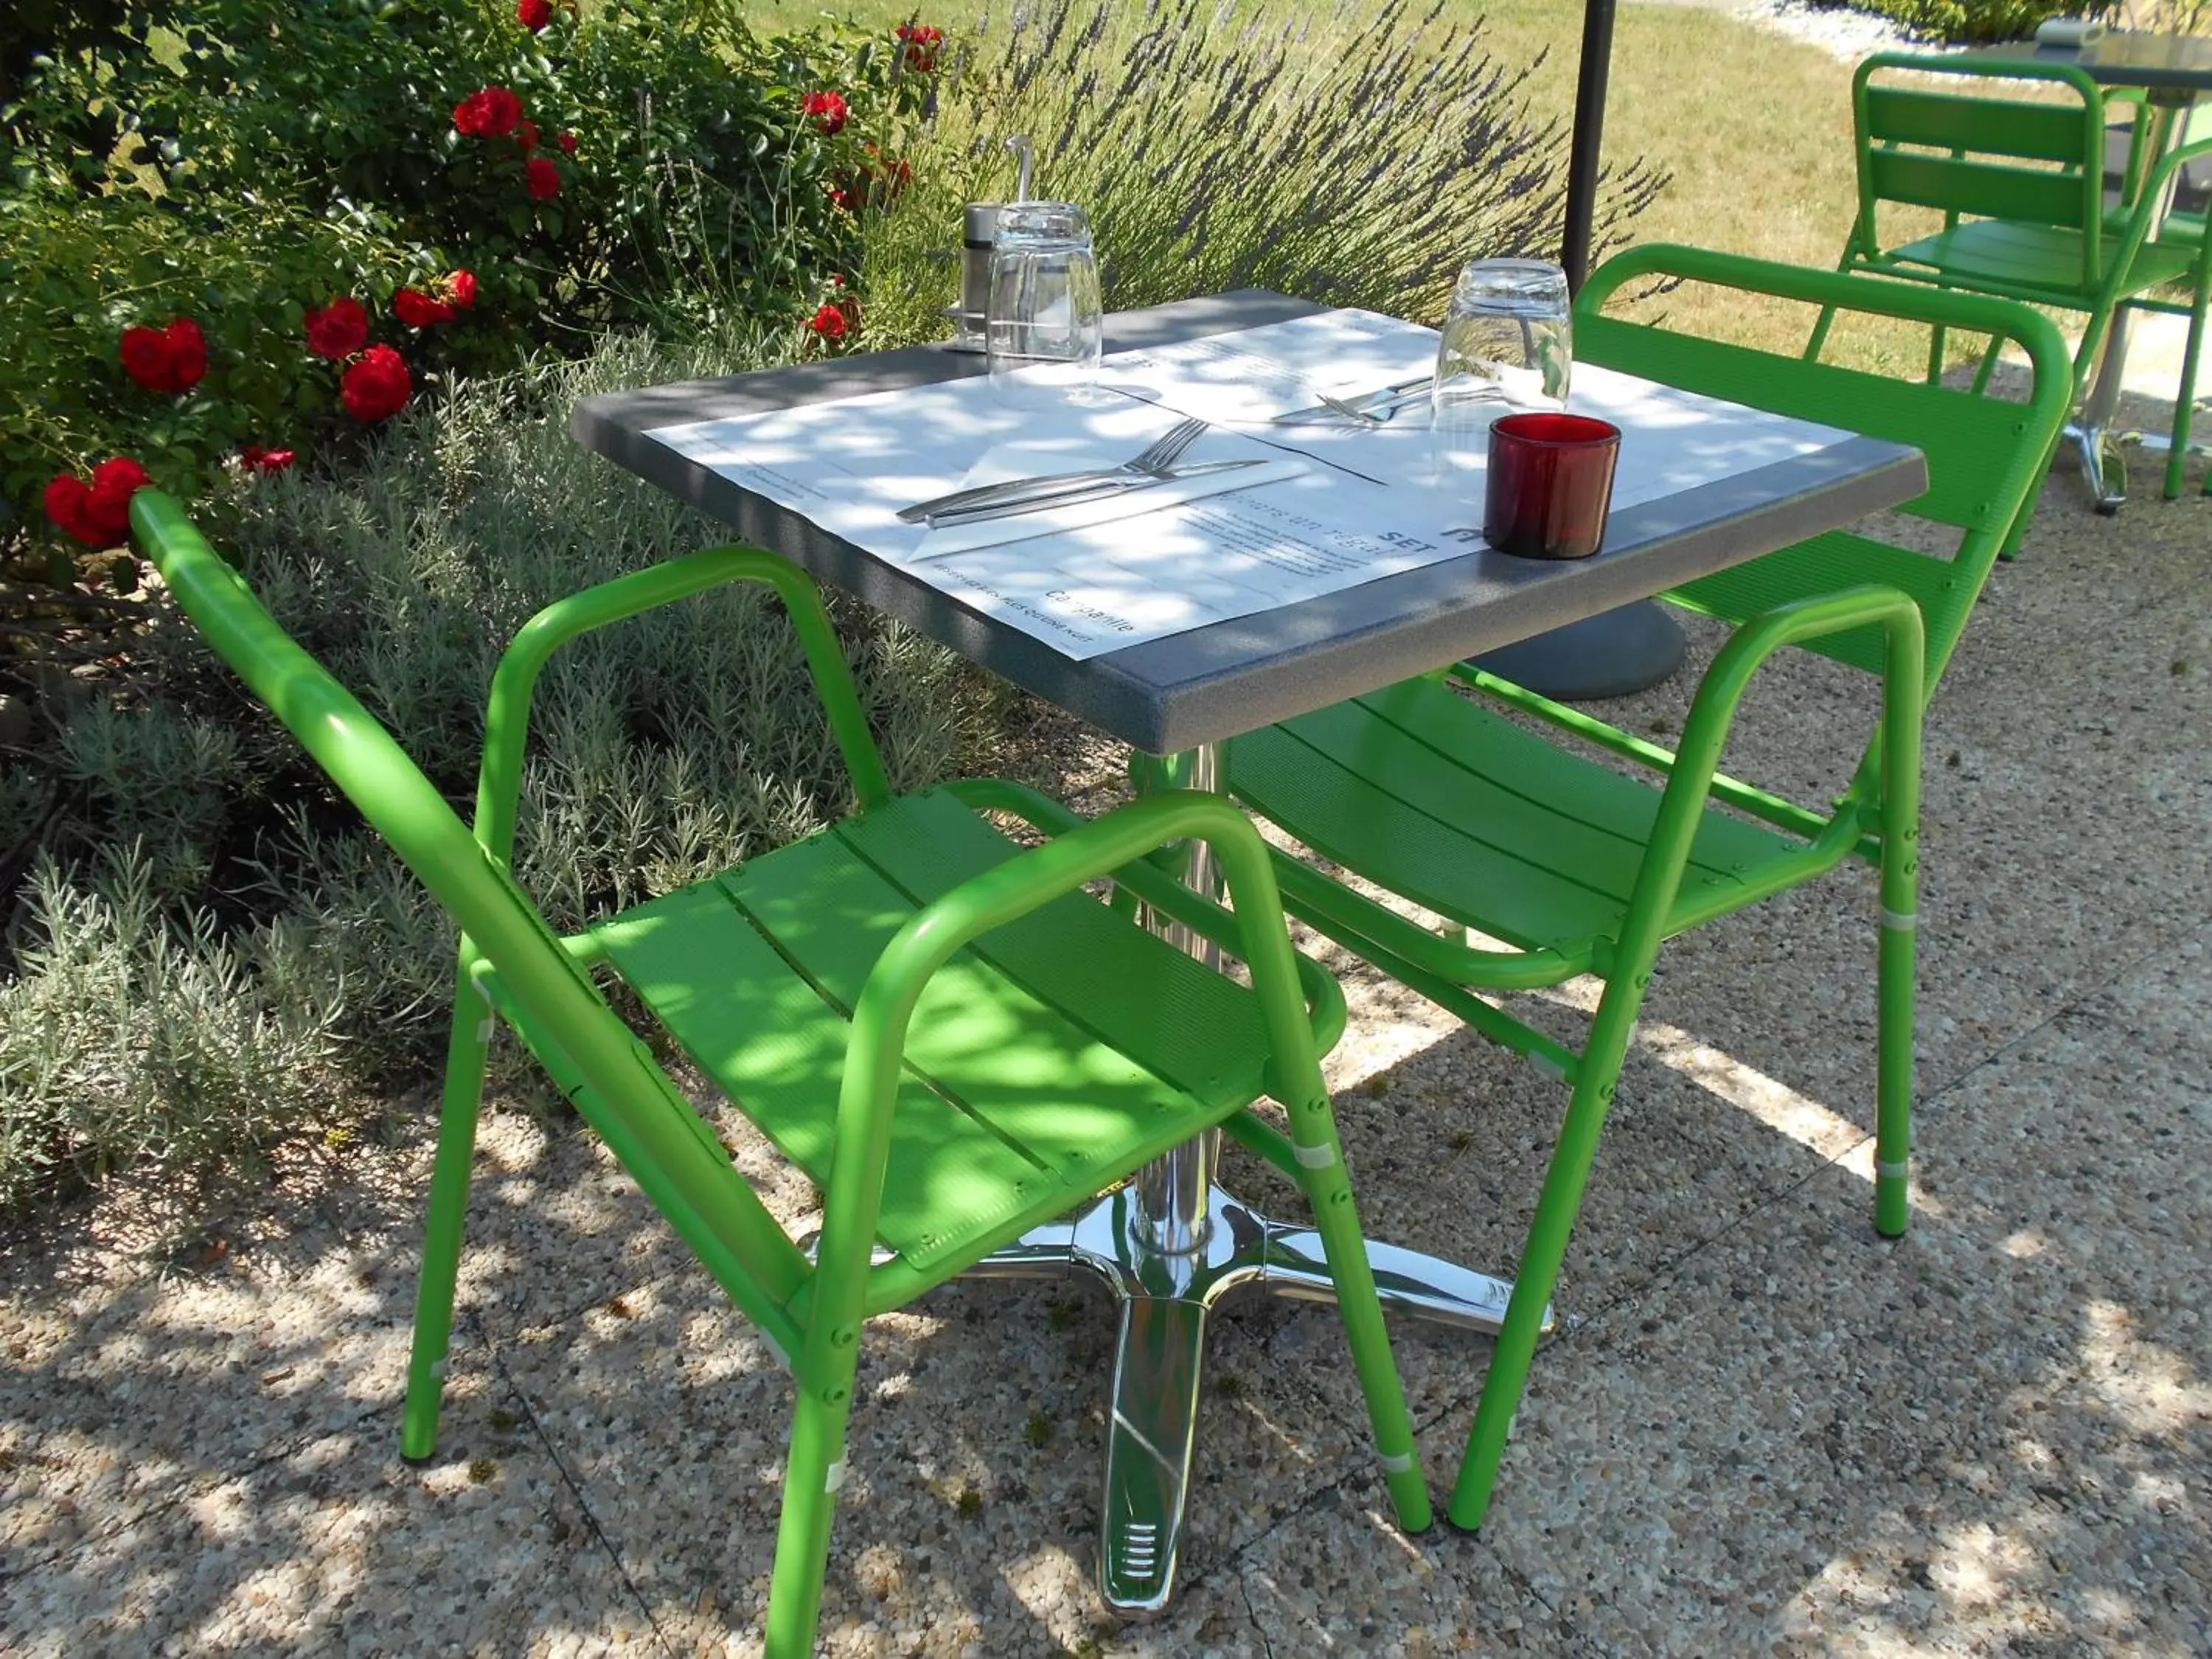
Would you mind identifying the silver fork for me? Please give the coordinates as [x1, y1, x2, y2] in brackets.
[1273, 375, 1436, 427]
[1313, 386, 1436, 425]
[897, 417, 1209, 523]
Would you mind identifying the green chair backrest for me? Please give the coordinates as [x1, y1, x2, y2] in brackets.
[1575, 244, 2073, 691]
[1854, 54, 2107, 290]
[128, 490, 810, 1322]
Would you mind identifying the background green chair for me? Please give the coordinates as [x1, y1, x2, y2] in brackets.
[129, 493, 1430, 1659]
[1817, 52, 2212, 501]
[1223, 246, 2072, 1531]
[2108, 89, 2212, 495]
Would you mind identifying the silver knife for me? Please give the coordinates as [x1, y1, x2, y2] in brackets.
[913, 459, 1266, 537]
[898, 463, 1138, 524]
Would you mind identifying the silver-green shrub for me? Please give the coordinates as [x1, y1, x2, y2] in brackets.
[0, 846, 344, 1211]
[0, 321, 991, 1209]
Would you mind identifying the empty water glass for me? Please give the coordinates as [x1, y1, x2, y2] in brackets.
[1432, 258, 1573, 493]
[988, 202, 1104, 407]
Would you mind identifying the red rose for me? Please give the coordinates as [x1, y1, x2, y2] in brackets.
[119, 317, 207, 393]
[121, 326, 174, 392]
[525, 156, 561, 200]
[453, 86, 524, 139]
[240, 445, 297, 476]
[516, 0, 552, 29]
[341, 345, 411, 423]
[305, 296, 370, 361]
[557, 129, 577, 154]
[85, 458, 152, 544]
[46, 457, 153, 546]
[896, 23, 942, 72]
[442, 269, 479, 308]
[482, 86, 524, 137]
[809, 303, 849, 341]
[164, 319, 207, 390]
[44, 475, 97, 545]
[392, 287, 456, 328]
[516, 119, 540, 151]
[828, 182, 855, 212]
[801, 91, 849, 136]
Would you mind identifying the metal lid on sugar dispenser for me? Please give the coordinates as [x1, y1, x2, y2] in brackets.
[945, 136, 1037, 351]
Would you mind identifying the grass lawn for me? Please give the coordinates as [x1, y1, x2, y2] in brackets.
[757, 0, 1892, 360]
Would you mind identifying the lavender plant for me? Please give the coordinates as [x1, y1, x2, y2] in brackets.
[862, 0, 1666, 344]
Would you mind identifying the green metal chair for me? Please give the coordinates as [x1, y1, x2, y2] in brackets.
[128, 493, 1430, 1658]
[1816, 53, 2212, 501]
[1222, 245, 2073, 1531]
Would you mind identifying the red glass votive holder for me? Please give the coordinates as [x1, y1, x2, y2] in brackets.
[1484, 412, 1621, 560]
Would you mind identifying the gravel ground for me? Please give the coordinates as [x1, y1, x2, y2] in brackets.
[1644, 0, 1941, 61]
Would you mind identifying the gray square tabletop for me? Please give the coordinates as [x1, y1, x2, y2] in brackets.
[1975, 31, 2212, 97]
[571, 290, 1927, 755]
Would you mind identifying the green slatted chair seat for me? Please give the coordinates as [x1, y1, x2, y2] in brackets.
[1879, 220, 2195, 297]
[571, 789, 1270, 1279]
[2104, 204, 2208, 245]
[1232, 681, 1822, 963]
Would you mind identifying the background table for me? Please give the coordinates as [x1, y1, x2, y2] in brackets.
[573, 290, 1924, 1613]
[1980, 32, 2212, 510]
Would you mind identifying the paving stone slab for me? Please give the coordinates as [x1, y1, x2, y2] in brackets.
[1425, 1144, 2209, 1658]
[0, 1344, 650, 1658]
[1229, 1480, 1599, 1658]
[496, 1264, 1391, 1656]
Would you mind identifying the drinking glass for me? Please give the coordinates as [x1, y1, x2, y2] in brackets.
[1431, 258, 1573, 492]
[987, 202, 1104, 407]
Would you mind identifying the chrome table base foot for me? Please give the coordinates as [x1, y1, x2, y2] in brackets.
[966, 1181, 1543, 1616]
[2062, 418, 2212, 514]
[2065, 420, 2126, 516]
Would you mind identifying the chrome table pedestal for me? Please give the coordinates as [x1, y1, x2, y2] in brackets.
[2073, 93, 2200, 515]
[965, 742, 1543, 1616]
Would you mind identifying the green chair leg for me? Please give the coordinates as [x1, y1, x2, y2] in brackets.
[400, 959, 493, 1461]
[1281, 1080, 1433, 1530]
[765, 1343, 864, 1659]
[1446, 964, 1649, 1531]
[2167, 305, 2208, 501]
[1968, 334, 2003, 397]
[1874, 888, 1916, 1240]
[1874, 698, 1922, 1240]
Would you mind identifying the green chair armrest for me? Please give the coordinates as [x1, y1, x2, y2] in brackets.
[2142, 131, 2212, 203]
[1648, 584, 1928, 936]
[1581, 243, 2073, 389]
[476, 544, 891, 871]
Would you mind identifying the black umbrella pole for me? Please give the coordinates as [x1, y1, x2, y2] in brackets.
[1561, 0, 1618, 293]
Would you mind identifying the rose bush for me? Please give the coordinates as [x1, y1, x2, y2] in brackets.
[1, 0, 940, 544]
